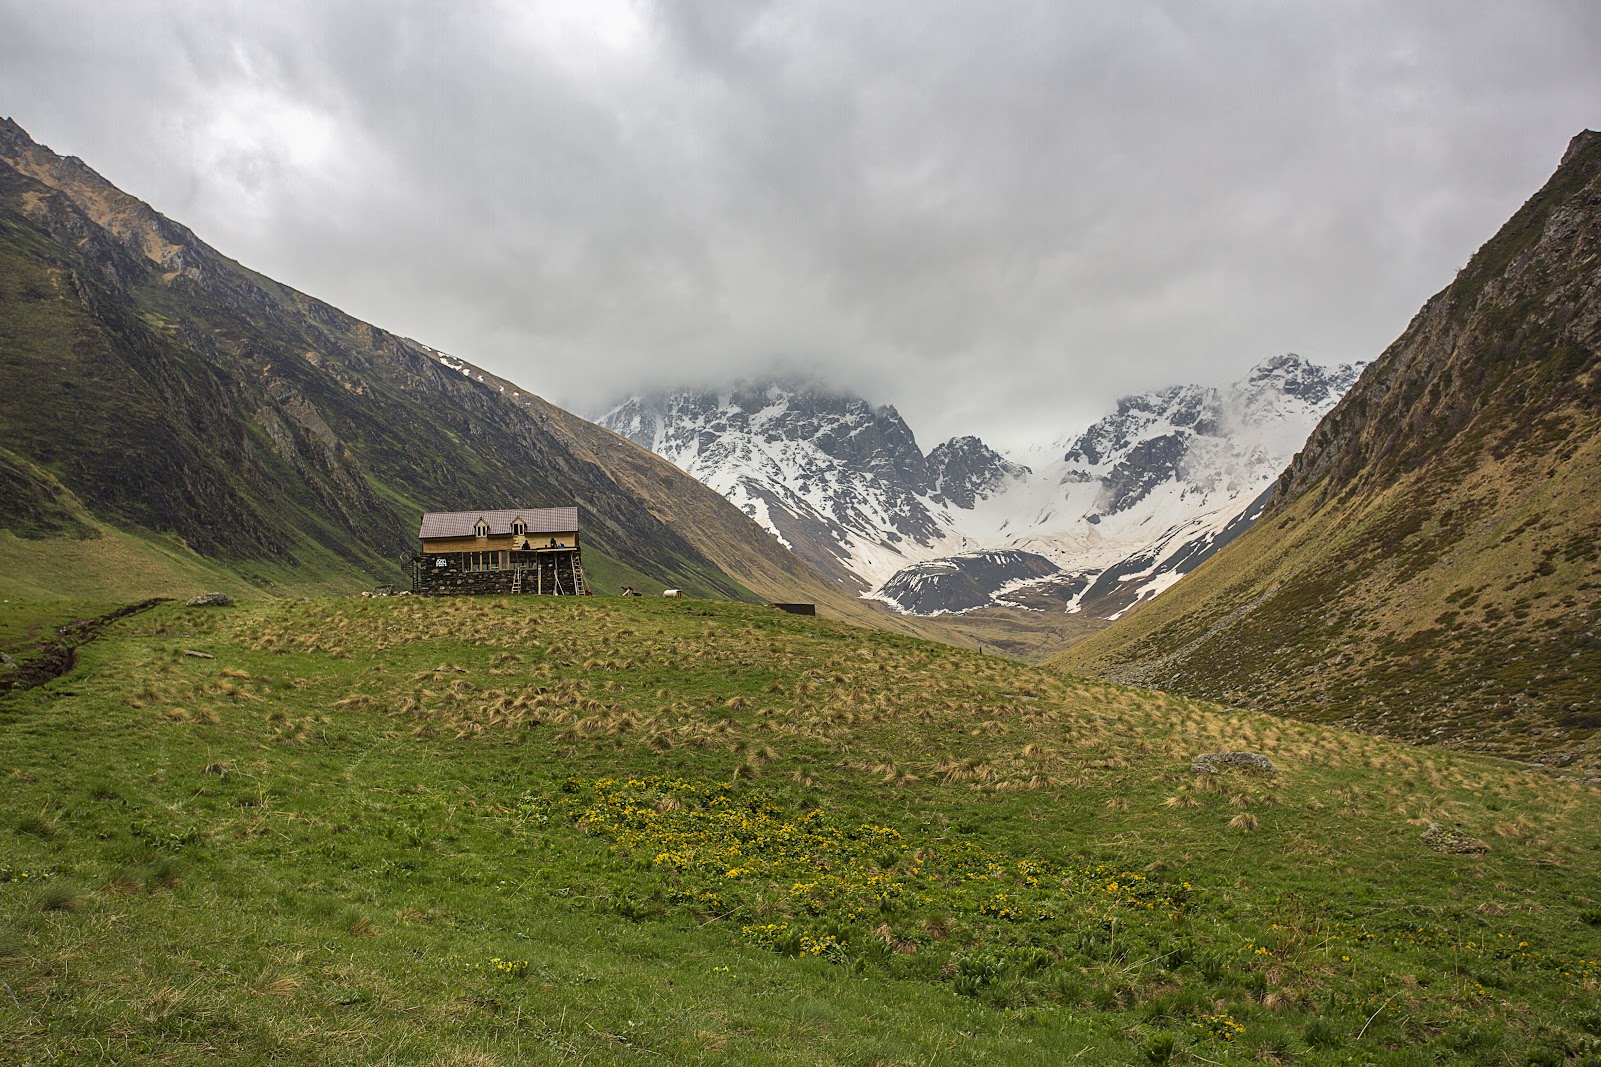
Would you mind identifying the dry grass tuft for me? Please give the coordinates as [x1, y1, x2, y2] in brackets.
[694, 1032, 729, 1055]
[257, 973, 303, 998]
[436, 1052, 500, 1067]
[141, 984, 188, 1021]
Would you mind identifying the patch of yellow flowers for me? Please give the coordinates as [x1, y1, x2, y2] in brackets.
[475, 956, 530, 979]
[516, 776, 1195, 964]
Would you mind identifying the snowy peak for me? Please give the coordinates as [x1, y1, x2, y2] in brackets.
[927, 436, 1030, 509]
[1058, 354, 1365, 518]
[605, 381, 927, 472]
[1064, 384, 1207, 468]
[601, 395, 664, 451]
[1246, 351, 1362, 404]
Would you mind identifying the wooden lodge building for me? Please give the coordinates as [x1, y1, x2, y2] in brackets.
[411, 507, 590, 596]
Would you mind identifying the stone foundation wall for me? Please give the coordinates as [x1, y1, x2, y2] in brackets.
[412, 555, 586, 596]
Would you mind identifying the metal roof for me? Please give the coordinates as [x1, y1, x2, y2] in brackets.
[418, 507, 579, 539]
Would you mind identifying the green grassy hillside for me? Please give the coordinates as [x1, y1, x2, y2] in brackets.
[0, 459, 726, 629]
[3, 595, 1598, 1065]
[0, 117, 781, 604]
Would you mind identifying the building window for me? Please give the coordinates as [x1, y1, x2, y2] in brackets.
[474, 520, 490, 537]
[512, 519, 526, 535]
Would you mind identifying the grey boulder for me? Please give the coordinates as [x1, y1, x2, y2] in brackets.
[1191, 751, 1278, 774]
[1420, 822, 1489, 855]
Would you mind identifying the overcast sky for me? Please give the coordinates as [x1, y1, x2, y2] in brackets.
[2, 1, 1598, 450]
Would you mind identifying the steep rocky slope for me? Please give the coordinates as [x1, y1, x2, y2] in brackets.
[1056, 131, 1601, 767]
[0, 118, 846, 606]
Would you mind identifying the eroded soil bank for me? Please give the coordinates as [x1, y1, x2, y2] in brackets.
[0, 598, 168, 691]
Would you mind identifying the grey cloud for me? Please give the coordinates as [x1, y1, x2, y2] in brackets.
[2, 0, 1597, 451]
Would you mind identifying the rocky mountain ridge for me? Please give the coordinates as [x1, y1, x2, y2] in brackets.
[601, 355, 1362, 618]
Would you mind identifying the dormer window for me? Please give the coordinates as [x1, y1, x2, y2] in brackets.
[512, 518, 527, 536]
[474, 519, 490, 537]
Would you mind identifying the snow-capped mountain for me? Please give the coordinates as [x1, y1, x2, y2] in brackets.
[598, 355, 1363, 618]
[599, 381, 1022, 589]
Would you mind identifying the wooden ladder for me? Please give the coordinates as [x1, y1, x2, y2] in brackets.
[573, 558, 588, 595]
[511, 568, 522, 595]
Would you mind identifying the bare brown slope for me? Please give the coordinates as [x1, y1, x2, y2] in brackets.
[1054, 131, 1601, 769]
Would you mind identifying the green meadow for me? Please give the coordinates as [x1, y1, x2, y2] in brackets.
[2, 594, 1599, 1065]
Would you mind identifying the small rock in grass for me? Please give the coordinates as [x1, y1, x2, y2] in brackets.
[1420, 822, 1488, 855]
[1191, 752, 1278, 774]
[186, 592, 234, 607]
